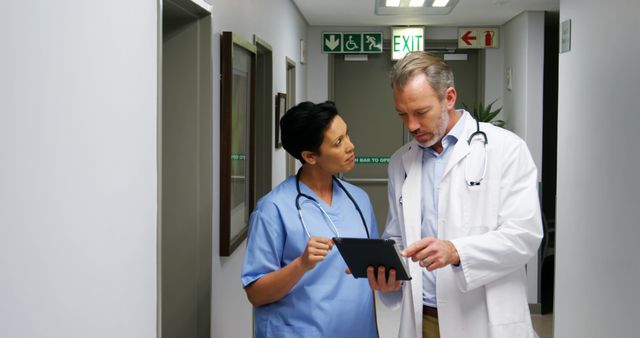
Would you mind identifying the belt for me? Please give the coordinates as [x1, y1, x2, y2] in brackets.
[422, 305, 438, 318]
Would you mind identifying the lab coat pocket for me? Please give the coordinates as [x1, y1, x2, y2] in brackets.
[484, 271, 527, 325]
[463, 178, 487, 199]
[460, 182, 497, 231]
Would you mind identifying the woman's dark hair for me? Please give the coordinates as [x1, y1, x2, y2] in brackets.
[280, 101, 338, 163]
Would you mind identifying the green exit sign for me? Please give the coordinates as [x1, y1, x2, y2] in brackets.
[391, 27, 424, 60]
[322, 32, 383, 54]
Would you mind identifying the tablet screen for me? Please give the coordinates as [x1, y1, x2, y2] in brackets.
[333, 237, 411, 281]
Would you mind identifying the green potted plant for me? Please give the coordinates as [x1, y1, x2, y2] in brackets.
[462, 99, 506, 128]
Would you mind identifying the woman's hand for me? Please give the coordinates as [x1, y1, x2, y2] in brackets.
[366, 266, 402, 292]
[246, 236, 334, 306]
[299, 236, 333, 271]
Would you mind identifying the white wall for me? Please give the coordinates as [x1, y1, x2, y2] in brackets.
[0, 1, 309, 337]
[0, 1, 158, 338]
[209, 1, 309, 337]
[555, 0, 640, 336]
[502, 11, 545, 176]
[307, 26, 332, 102]
[483, 35, 505, 107]
[501, 12, 545, 304]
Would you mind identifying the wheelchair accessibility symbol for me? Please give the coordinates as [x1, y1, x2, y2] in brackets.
[343, 34, 362, 52]
[346, 36, 358, 50]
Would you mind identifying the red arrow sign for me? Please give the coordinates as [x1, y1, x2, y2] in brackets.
[461, 31, 477, 46]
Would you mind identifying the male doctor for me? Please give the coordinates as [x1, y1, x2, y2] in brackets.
[367, 51, 543, 338]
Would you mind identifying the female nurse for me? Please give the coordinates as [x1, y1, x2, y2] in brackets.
[241, 101, 378, 338]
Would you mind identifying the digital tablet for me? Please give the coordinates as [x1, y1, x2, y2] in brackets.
[333, 237, 411, 281]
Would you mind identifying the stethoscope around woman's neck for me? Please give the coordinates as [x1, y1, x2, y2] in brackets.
[295, 168, 370, 239]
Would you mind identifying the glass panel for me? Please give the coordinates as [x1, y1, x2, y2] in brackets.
[230, 45, 251, 242]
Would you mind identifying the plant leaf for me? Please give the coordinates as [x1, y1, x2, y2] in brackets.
[462, 99, 506, 128]
[491, 120, 506, 128]
[485, 110, 501, 122]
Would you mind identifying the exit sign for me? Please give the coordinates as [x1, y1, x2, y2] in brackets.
[322, 32, 383, 53]
[392, 27, 424, 60]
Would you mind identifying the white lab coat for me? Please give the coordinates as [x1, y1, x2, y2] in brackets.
[379, 111, 543, 338]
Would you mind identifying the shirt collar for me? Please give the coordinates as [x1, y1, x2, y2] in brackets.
[420, 109, 465, 154]
[443, 109, 465, 147]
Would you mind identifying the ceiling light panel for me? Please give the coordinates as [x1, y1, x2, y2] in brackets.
[375, 0, 459, 15]
[432, 0, 450, 7]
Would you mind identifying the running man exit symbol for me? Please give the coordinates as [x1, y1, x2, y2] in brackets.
[363, 33, 383, 52]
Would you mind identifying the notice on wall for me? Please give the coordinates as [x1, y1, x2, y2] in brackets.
[458, 28, 499, 49]
[355, 156, 390, 164]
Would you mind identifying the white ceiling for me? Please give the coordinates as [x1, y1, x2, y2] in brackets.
[292, 0, 559, 27]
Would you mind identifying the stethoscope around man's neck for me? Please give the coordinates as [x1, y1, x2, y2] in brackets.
[465, 114, 488, 186]
[295, 168, 370, 239]
[410, 113, 488, 187]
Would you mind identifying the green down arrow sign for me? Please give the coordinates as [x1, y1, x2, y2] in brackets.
[323, 33, 342, 52]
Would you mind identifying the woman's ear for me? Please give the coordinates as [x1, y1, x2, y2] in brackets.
[301, 150, 317, 165]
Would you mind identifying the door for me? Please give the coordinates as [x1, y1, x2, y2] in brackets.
[333, 51, 400, 235]
[285, 57, 297, 177]
[160, 1, 212, 337]
[254, 36, 273, 201]
[445, 50, 479, 110]
[333, 47, 480, 235]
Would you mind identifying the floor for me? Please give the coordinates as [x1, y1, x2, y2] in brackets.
[531, 313, 554, 338]
[376, 294, 554, 338]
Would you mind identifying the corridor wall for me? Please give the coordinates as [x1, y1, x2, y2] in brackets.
[0, 1, 159, 337]
[502, 11, 546, 304]
[555, 0, 640, 336]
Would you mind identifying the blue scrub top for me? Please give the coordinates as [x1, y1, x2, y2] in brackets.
[241, 176, 379, 338]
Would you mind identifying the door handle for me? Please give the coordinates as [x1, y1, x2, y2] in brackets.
[343, 178, 388, 183]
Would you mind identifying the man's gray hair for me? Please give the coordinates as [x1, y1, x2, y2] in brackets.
[390, 51, 455, 100]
